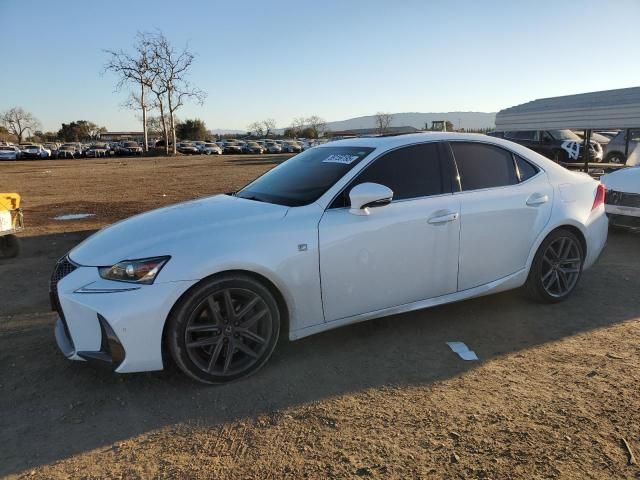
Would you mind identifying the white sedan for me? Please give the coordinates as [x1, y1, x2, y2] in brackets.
[51, 133, 608, 383]
[601, 166, 640, 229]
[201, 142, 223, 155]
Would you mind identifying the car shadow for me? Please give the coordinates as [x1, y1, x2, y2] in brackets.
[1, 229, 639, 475]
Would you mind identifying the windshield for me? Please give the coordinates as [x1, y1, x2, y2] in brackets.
[549, 130, 580, 141]
[235, 146, 374, 207]
[0, 147, 15, 151]
[123, 142, 138, 147]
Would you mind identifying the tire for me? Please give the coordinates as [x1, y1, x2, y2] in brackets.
[166, 273, 281, 384]
[553, 150, 568, 164]
[606, 152, 625, 164]
[525, 229, 584, 303]
[0, 234, 20, 258]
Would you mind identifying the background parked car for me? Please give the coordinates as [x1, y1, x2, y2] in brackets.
[85, 143, 109, 158]
[281, 141, 302, 153]
[56, 144, 78, 159]
[601, 166, 640, 229]
[176, 142, 200, 154]
[20, 144, 51, 159]
[223, 141, 243, 154]
[117, 141, 143, 156]
[42, 143, 59, 157]
[489, 129, 603, 163]
[242, 141, 265, 154]
[200, 142, 222, 155]
[0, 145, 21, 160]
[264, 141, 282, 154]
[602, 129, 640, 164]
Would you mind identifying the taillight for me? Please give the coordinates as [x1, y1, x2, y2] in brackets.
[592, 183, 605, 210]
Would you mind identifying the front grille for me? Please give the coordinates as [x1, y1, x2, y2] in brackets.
[605, 190, 640, 208]
[50, 256, 78, 313]
[50, 256, 78, 348]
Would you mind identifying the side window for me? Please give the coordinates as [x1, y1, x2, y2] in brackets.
[506, 131, 537, 141]
[514, 155, 539, 182]
[450, 142, 519, 191]
[331, 143, 448, 208]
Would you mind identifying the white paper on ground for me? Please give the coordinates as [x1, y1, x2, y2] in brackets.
[53, 213, 96, 221]
[446, 341, 479, 361]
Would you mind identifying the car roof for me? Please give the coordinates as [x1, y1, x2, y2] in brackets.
[321, 131, 571, 176]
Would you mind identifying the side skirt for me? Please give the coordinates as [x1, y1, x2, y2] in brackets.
[289, 268, 527, 341]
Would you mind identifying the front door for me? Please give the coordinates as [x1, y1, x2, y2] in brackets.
[319, 142, 460, 322]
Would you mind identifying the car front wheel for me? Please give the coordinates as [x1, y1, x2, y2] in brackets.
[525, 229, 584, 303]
[167, 273, 281, 384]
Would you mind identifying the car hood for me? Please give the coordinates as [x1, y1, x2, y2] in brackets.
[601, 167, 640, 193]
[69, 194, 289, 266]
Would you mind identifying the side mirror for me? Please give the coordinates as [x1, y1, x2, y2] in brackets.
[349, 183, 393, 216]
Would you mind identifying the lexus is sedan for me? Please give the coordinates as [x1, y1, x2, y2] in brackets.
[51, 133, 608, 384]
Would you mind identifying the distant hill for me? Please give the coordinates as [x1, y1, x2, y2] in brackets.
[209, 128, 246, 135]
[326, 112, 496, 131]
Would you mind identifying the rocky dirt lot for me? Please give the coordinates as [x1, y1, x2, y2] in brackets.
[1, 155, 639, 479]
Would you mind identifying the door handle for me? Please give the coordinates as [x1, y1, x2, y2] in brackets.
[526, 193, 549, 206]
[427, 211, 459, 224]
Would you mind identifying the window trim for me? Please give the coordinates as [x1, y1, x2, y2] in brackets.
[326, 140, 453, 210]
[447, 140, 542, 194]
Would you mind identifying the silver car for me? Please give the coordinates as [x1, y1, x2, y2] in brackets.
[603, 129, 640, 164]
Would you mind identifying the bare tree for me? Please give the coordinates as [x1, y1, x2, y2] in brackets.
[104, 33, 154, 152]
[306, 115, 326, 138]
[247, 121, 265, 137]
[146, 32, 206, 155]
[1, 107, 40, 143]
[289, 117, 307, 137]
[146, 113, 172, 145]
[262, 118, 276, 138]
[374, 112, 393, 135]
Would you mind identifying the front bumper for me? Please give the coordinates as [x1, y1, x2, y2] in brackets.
[55, 313, 126, 369]
[51, 259, 196, 373]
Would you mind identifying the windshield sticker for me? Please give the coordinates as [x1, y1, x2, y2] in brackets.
[322, 154, 360, 165]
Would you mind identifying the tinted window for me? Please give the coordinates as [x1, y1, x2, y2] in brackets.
[451, 142, 518, 191]
[332, 143, 446, 207]
[236, 146, 374, 207]
[515, 155, 539, 181]
[506, 131, 539, 141]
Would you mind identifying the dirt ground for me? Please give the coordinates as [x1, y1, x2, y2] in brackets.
[1, 155, 639, 479]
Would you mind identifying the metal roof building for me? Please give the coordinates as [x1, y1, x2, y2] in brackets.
[495, 87, 640, 131]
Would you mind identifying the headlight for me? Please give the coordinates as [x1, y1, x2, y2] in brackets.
[98, 256, 170, 284]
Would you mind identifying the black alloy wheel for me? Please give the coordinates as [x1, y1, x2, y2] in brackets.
[167, 274, 281, 383]
[525, 229, 584, 303]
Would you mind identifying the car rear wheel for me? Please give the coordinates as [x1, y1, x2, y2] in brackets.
[607, 152, 625, 164]
[167, 273, 281, 384]
[525, 229, 584, 303]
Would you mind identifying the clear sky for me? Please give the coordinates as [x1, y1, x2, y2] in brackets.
[2, 0, 639, 132]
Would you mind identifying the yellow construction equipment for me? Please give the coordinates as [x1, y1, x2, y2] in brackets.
[0, 193, 24, 258]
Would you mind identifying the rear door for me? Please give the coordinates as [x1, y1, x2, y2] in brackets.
[448, 141, 553, 291]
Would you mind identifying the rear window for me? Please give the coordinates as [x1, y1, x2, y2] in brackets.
[235, 146, 374, 206]
[451, 142, 518, 191]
